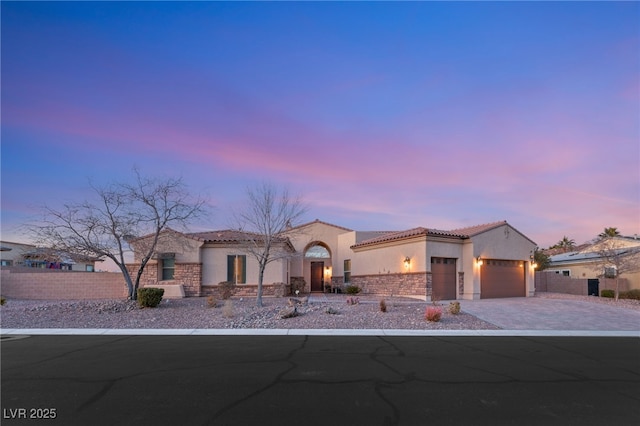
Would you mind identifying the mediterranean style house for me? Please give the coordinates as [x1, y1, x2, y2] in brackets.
[129, 219, 538, 300]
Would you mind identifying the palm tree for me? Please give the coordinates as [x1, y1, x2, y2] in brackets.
[555, 236, 576, 253]
[599, 227, 621, 239]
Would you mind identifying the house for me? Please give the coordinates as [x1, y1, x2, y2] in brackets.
[0, 240, 102, 271]
[129, 219, 537, 300]
[545, 236, 640, 291]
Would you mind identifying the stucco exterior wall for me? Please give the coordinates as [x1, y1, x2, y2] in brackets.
[285, 221, 353, 289]
[352, 238, 426, 276]
[470, 225, 537, 298]
[200, 246, 287, 286]
[132, 232, 202, 263]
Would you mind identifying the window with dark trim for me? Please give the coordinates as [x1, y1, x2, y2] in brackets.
[161, 258, 175, 280]
[344, 259, 351, 284]
[227, 255, 246, 284]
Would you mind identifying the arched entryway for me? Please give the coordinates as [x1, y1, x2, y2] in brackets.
[304, 242, 331, 292]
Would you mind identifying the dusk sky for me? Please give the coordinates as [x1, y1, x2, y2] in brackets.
[1, 1, 639, 250]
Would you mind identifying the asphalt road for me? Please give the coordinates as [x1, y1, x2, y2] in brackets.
[1, 335, 639, 426]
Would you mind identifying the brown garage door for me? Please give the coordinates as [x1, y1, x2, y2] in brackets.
[480, 259, 525, 299]
[432, 257, 457, 301]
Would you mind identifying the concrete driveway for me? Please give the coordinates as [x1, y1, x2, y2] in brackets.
[459, 297, 640, 331]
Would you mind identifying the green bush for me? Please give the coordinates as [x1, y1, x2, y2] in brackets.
[345, 285, 361, 294]
[620, 289, 640, 300]
[600, 289, 615, 298]
[448, 301, 461, 315]
[137, 288, 165, 308]
[0, 297, 6, 306]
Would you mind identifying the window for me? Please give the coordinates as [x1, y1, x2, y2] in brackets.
[562, 270, 570, 277]
[1, 260, 12, 267]
[305, 245, 330, 258]
[161, 258, 175, 281]
[344, 259, 351, 284]
[85, 265, 94, 272]
[227, 255, 246, 284]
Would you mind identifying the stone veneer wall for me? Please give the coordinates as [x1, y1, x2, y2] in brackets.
[350, 272, 427, 297]
[128, 262, 203, 297]
[201, 283, 291, 298]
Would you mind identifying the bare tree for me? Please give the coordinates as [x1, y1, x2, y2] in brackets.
[30, 168, 207, 300]
[233, 182, 308, 307]
[589, 237, 640, 300]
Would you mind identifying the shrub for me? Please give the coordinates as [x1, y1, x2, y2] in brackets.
[425, 306, 442, 322]
[345, 285, 361, 295]
[325, 306, 340, 315]
[219, 281, 237, 300]
[222, 300, 234, 318]
[346, 296, 360, 305]
[206, 295, 218, 308]
[0, 297, 5, 306]
[600, 289, 615, 298]
[620, 289, 640, 300]
[137, 288, 164, 308]
[448, 301, 461, 315]
[379, 299, 387, 313]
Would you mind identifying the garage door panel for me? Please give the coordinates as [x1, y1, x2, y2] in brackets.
[432, 257, 456, 300]
[481, 259, 525, 299]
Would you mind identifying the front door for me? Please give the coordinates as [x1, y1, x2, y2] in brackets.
[311, 261, 324, 292]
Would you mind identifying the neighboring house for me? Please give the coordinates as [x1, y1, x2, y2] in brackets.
[129, 219, 537, 300]
[546, 236, 640, 291]
[0, 240, 102, 271]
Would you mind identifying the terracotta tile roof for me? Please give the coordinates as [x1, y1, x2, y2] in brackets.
[350, 220, 532, 249]
[187, 229, 289, 244]
[352, 227, 467, 249]
[448, 220, 508, 237]
[287, 219, 353, 232]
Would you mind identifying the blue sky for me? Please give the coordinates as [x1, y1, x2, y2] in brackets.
[1, 1, 638, 249]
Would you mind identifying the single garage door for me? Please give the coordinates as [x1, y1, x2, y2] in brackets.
[480, 259, 525, 299]
[431, 257, 457, 301]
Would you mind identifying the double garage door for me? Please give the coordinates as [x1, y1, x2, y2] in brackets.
[480, 259, 526, 298]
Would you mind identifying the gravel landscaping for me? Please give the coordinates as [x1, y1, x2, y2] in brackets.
[1, 292, 637, 330]
[0, 295, 498, 330]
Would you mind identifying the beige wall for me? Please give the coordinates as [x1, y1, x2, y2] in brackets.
[200, 245, 287, 286]
[352, 238, 426, 276]
[1, 268, 127, 300]
[285, 221, 352, 287]
[132, 232, 201, 263]
[466, 224, 537, 299]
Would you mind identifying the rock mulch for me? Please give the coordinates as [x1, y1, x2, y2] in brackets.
[0, 296, 498, 330]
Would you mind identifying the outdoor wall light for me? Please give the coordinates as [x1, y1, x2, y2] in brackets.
[476, 256, 483, 266]
[403, 257, 411, 269]
[531, 262, 539, 269]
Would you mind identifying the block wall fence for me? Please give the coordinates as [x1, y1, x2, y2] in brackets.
[535, 271, 630, 295]
[1, 268, 128, 300]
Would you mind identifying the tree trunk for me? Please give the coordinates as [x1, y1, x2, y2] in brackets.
[257, 265, 265, 307]
[118, 265, 136, 300]
[615, 276, 619, 301]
